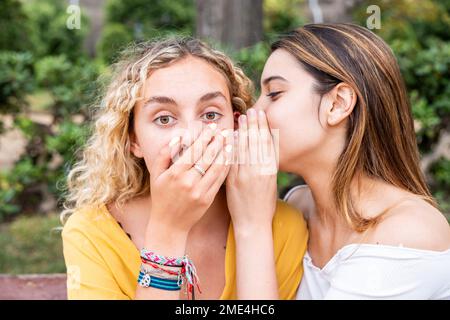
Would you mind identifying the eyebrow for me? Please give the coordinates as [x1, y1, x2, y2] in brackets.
[262, 75, 288, 86]
[145, 96, 176, 106]
[144, 91, 227, 108]
[198, 91, 227, 103]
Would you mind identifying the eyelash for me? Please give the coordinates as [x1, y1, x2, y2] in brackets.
[266, 91, 283, 100]
[153, 111, 223, 127]
[201, 111, 223, 122]
[153, 115, 175, 126]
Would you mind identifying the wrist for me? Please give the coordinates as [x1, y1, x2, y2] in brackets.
[144, 218, 189, 257]
[233, 221, 273, 240]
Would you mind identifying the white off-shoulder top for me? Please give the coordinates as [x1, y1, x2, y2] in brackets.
[284, 185, 450, 300]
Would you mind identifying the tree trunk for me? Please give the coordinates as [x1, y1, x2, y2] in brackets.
[195, 0, 263, 50]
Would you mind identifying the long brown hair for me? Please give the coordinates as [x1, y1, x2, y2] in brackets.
[272, 23, 436, 232]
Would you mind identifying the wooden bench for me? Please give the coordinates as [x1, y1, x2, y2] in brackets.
[0, 274, 67, 300]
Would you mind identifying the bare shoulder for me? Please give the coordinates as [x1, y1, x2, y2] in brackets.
[284, 185, 314, 220]
[370, 197, 450, 251]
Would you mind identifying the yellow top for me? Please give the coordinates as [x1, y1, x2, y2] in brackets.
[62, 199, 308, 300]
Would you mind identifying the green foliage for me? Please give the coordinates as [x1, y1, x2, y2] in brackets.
[97, 23, 134, 64]
[98, 0, 195, 63]
[264, 0, 305, 35]
[23, 0, 89, 62]
[392, 37, 450, 146]
[105, 0, 194, 32]
[432, 158, 450, 189]
[431, 157, 450, 218]
[0, 0, 32, 51]
[0, 0, 98, 222]
[0, 158, 45, 221]
[0, 117, 89, 221]
[0, 172, 23, 220]
[232, 42, 271, 88]
[34, 55, 100, 119]
[0, 214, 65, 274]
[0, 51, 34, 116]
[45, 120, 90, 196]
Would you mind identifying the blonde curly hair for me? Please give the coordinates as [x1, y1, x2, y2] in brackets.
[60, 37, 254, 224]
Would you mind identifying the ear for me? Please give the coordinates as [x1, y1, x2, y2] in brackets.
[326, 83, 357, 126]
[129, 130, 144, 158]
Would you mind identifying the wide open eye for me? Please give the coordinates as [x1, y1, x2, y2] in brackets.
[201, 111, 223, 122]
[153, 115, 176, 126]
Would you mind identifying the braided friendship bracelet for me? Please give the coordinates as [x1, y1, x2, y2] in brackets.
[140, 259, 180, 276]
[140, 249, 185, 267]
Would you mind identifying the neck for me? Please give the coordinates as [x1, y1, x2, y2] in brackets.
[300, 162, 341, 226]
[295, 154, 400, 230]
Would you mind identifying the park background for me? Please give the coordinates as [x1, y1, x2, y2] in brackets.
[0, 0, 449, 288]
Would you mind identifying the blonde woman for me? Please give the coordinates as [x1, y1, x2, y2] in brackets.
[251, 23, 450, 299]
[61, 37, 308, 300]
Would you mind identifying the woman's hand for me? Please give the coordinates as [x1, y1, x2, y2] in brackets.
[136, 124, 233, 300]
[225, 108, 279, 300]
[148, 124, 234, 237]
[226, 108, 278, 232]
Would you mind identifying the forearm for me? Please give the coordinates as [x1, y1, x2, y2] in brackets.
[234, 223, 279, 300]
[134, 221, 188, 300]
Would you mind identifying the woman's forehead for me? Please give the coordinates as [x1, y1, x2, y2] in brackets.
[144, 56, 230, 98]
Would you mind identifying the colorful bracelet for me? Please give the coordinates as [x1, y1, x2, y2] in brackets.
[138, 271, 181, 291]
[140, 264, 180, 281]
[140, 249, 184, 267]
[139, 248, 202, 299]
[140, 259, 180, 275]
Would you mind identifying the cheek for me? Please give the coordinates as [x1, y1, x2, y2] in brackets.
[218, 112, 234, 130]
[266, 93, 325, 164]
[135, 125, 171, 170]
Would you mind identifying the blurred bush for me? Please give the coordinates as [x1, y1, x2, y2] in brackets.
[0, 51, 34, 121]
[0, 0, 96, 221]
[97, 23, 134, 64]
[22, 0, 89, 62]
[99, 0, 195, 63]
[0, 0, 32, 52]
[35, 55, 100, 119]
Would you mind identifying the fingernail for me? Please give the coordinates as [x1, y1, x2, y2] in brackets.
[169, 136, 180, 147]
[259, 110, 265, 117]
[239, 115, 246, 123]
[221, 129, 230, 137]
[208, 123, 217, 131]
[225, 145, 233, 153]
[247, 108, 255, 117]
